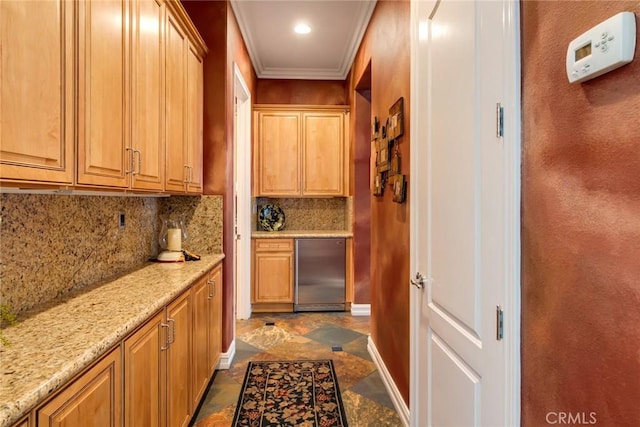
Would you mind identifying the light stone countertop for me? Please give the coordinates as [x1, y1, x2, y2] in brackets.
[0, 254, 224, 427]
[252, 230, 352, 238]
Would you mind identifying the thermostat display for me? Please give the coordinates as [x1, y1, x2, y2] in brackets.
[566, 11, 636, 83]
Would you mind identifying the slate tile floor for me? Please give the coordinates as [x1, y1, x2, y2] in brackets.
[192, 312, 404, 426]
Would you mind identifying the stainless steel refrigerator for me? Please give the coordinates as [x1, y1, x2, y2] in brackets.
[295, 238, 346, 312]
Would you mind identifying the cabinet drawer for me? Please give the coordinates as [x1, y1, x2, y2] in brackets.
[254, 239, 293, 252]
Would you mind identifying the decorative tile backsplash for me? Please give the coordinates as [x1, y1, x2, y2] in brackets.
[0, 194, 223, 315]
[253, 197, 350, 231]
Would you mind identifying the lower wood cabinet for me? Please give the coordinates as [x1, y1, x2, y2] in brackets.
[192, 263, 222, 409]
[123, 311, 164, 426]
[36, 347, 122, 427]
[252, 239, 294, 312]
[30, 262, 223, 427]
[166, 291, 192, 427]
[208, 265, 223, 374]
[13, 419, 29, 427]
[124, 286, 193, 427]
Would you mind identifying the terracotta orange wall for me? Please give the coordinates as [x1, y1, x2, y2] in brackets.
[522, 3, 640, 425]
[182, 0, 257, 352]
[255, 79, 347, 105]
[352, 86, 372, 304]
[350, 0, 410, 405]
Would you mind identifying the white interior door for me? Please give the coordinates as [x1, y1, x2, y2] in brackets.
[410, 0, 521, 425]
[234, 63, 252, 320]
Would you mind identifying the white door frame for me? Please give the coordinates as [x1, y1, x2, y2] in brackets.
[409, 0, 522, 425]
[233, 63, 252, 320]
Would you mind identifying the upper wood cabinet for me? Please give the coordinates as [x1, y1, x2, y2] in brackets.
[164, 7, 205, 194]
[0, 0, 206, 194]
[76, 0, 130, 188]
[253, 106, 349, 197]
[130, 0, 166, 191]
[0, 0, 74, 184]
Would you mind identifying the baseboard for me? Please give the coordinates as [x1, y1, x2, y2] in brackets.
[368, 336, 410, 426]
[217, 339, 236, 370]
[350, 303, 371, 316]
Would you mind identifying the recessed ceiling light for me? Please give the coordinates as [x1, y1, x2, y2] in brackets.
[294, 23, 311, 34]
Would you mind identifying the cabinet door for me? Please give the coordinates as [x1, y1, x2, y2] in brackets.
[130, 0, 165, 191]
[253, 251, 294, 303]
[77, 0, 129, 188]
[191, 275, 209, 409]
[13, 417, 28, 427]
[208, 265, 223, 374]
[37, 347, 122, 427]
[0, 0, 74, 184]
[123, 311, 164, 427]
[185, 44, 203, 194]
[302, 112, 346, 196]
[164, 12, 188, 193]
[166, 291, 192, 427]
[255, 112, 301, 196]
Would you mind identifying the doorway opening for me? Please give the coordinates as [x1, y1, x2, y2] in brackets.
[233, 64, 252, 321]
[352, 62, 372, 313]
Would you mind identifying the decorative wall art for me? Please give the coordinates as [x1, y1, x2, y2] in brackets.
[371, 97, 407, 203]
[388, 97, 404, 141]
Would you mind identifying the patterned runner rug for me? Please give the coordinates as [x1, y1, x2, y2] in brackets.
[232, 360, 349, 426]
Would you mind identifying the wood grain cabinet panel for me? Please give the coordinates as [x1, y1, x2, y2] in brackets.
[165, 11, 204, 194]
[0, 0, 74, 184]
[76, 0, 129, 188]
[208, 264, 223, 374]
[185, 44, 203, 194]
[191, 274, 210, 409]
[302, 112, 346, 196]
[192, 264, 223, 409]
[166, 291, 192, 427]
[164, 12, 188, 193]
[130, 0, 165, 191]
[124, 310, 164, 427]
[37, 347, 122, 427]
[255, 112, 301, 196]
[253, 239, 294, 304]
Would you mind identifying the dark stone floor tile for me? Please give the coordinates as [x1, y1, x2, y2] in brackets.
[342, 335, 372, 361]
[304, 324, 365, 346]
[349, 371, 396, 410]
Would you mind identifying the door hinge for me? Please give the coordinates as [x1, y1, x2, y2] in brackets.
[496, 102, 504, 138]
[496, 305, 504, 340]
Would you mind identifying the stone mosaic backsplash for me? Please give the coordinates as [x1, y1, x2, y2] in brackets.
[0, 194, 223, 315]
[253, 197, 350, 231]
[159, 195, 223, 256]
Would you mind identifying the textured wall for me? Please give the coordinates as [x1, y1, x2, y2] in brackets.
[522, 2, 640, 425]
[352, 86, 372, 304]
[181, 0, 257, 353]
[254, 197, 349, 231]
[255, 80, 348, 105]
[350, 0, 410, 405]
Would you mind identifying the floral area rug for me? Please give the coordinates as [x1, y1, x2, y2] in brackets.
[232, 360, 348, 426]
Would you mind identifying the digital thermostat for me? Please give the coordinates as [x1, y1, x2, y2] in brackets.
[566, 11, 636, 83]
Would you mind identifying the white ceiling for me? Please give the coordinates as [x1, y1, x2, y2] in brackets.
[230, 0, 377, 80]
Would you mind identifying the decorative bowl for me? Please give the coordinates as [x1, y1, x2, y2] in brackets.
[259, 204, 285, 231]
